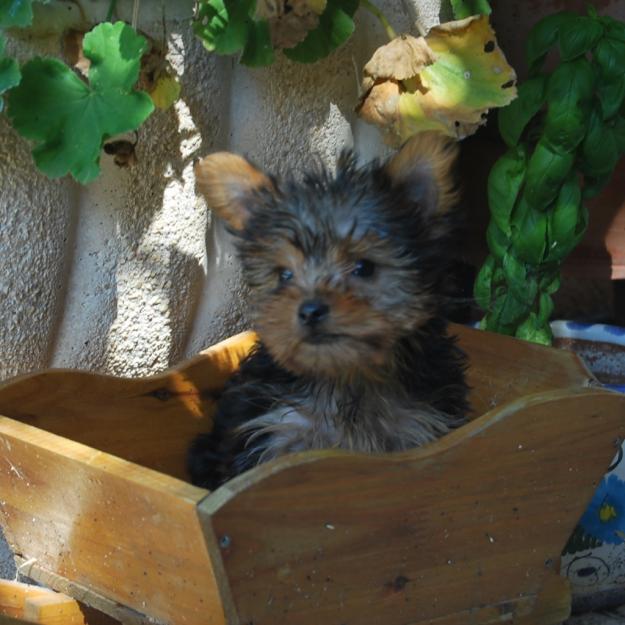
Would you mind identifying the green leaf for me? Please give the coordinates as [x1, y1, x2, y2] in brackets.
[545, 174, 585, 262]
[558, 16, 603, 61]
[474, 255, 495, 310]
[193, 0, 254, 55]
[486, 221, 509, 261]
[598, 75, 625, 120]
[284, 0, 358, 64]
[488, 145, 527, 235]
[544, 58, 594, 151]
[0, 33, 20, 112]
[524, 139, 575, 209]
[595, 37, 625, 81]
[503, 251, 535, 303]
[515, 312, 552, 345]
[0, 0, 33, 28]
[7, 22, 154, 183]
[450, 0, 491, 20]
[604, 16, 625, 43]
[527, 11, 577, 74]
[537, 292, 555, 324]
[497, 291, 531, 327]
[540, 271, 561, 295]
[581, 106, 619, 178]
[240, 18, 274, 66]
[498, 75, 547, 147]
[511, 196, 548, 264]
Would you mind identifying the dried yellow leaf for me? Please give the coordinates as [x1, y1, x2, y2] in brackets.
[149, 74, 181, 110]
[358, 15, 517, 144]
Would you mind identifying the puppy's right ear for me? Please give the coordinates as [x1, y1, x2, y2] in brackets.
[194, 153, 273, 231]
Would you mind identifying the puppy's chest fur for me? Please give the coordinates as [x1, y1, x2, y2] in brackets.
[188, 320, 468, 490]
[240, 381, 455, 460]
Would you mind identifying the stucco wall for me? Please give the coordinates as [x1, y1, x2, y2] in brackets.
[0, 0, 443, 380]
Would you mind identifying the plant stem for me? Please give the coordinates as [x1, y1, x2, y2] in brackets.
[105, 0, 118, 22]
[360, 0, 397, 40]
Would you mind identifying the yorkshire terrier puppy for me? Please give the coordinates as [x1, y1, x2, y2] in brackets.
[188, 133, 469, 490]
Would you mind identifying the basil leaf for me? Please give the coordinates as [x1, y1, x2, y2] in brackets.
[527, 11, 577, 74]
[525, 139, 575, 209]
[488, 145, 527, 235]
[499, 75, 547, 147]
[544, 58, 594, 151]
[474, 255, 495, 310]
[559, 16, 603, 61]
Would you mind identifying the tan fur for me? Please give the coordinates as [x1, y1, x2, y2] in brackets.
[194, 153, 273, 230]
[386, 131, 459, 215]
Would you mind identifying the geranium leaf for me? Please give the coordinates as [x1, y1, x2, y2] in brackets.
[7, 21, 154, 184]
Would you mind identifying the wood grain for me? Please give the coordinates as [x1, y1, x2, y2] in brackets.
[453, 324, 594, 417]
[200, 388, 625, 625]
[0, 332, 256, 479]
[0, 421, 222, 625]
[0, 579, 85, 624]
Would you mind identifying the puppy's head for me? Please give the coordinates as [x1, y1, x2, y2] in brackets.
[195, 133, 459, 378]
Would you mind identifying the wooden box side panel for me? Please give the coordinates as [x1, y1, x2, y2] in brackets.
[201, 389, 625, 625]
[0, 418, 221, 625]
[453, 325, 594, 417]
[0, 333, 257, 480]
[0, 327, 591, 481]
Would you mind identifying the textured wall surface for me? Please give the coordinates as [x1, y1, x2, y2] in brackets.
[0, 0, 443, 380]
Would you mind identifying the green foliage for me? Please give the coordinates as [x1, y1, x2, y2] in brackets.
[0, 0, 44, 28]
[476, 7, 625, 344]
[0, 32, 19, 111]
[193, 0, 273, 66]
[7, 22, 154, 183]
[284, 0, 358, 64]
[193, 0, 358, 66]
[450, 0, 491, 20]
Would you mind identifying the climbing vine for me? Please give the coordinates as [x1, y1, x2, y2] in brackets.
[475, 7, 625, 344]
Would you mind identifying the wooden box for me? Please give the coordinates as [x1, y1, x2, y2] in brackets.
[0, 325, 623, 625]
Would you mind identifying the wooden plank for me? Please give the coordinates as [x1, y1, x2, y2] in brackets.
[23, 594, 85, 625]
[0, 420, 223, 625]
[200, 388, 625, 625]
[0, 580, 50, 619]
[453, 324, 594, 417]
[0, 332, 256, 479]
[14, 561, 136, 625]
[0, 579, 89, 625]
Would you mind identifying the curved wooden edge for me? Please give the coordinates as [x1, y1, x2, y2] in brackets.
[200, 386, 619, 511]
[0, 332, 258, 478]
[198, 387, 625, 625]
[452, 324, 595, 416]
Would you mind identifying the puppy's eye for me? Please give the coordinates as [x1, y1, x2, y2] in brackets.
[351, 259, 375, 278]
[278, 268, 294, 284]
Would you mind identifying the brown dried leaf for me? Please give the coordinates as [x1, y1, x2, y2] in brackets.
[256, 0, 327, 49]
[362, 34, 436, 83]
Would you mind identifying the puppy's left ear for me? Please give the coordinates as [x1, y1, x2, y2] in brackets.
[385, 132, 459, 215]
[194, 152, 273, 231]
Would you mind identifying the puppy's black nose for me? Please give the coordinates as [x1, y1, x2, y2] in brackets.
[298, 299, 329, 327]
